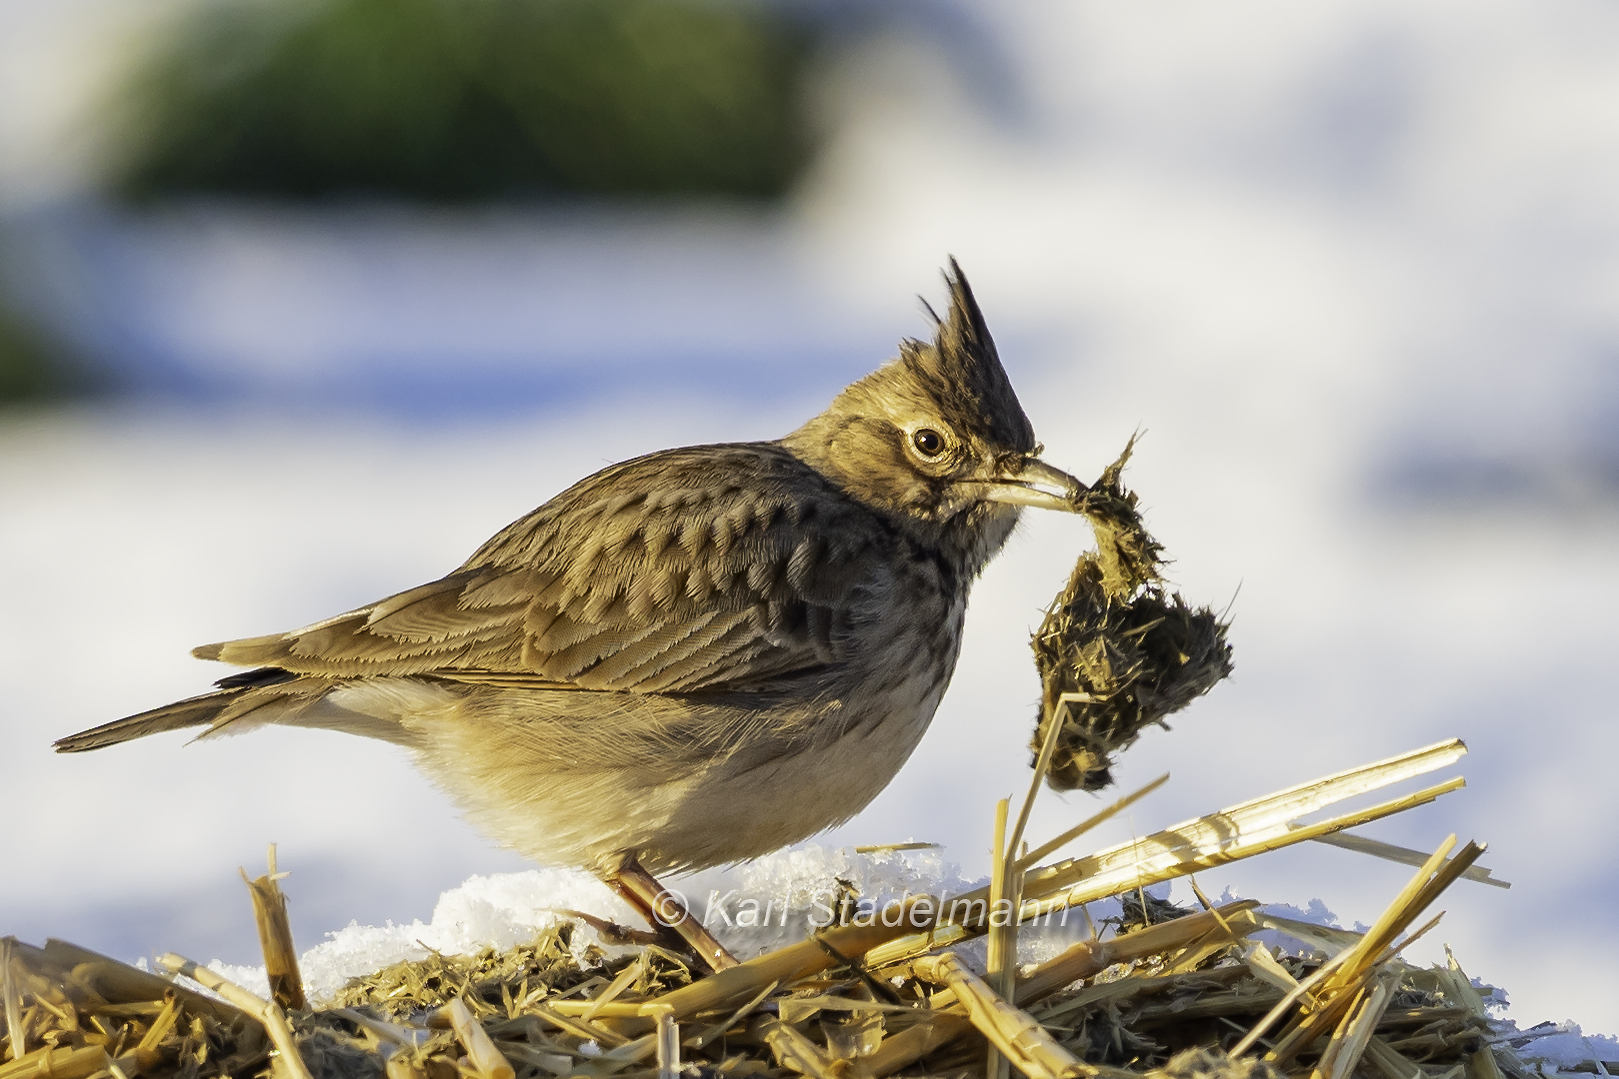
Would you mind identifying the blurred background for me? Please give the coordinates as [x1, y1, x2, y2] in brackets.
[3, 0, 1618, 1035]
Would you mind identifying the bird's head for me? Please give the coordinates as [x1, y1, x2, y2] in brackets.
[783, 260, 1084, 557]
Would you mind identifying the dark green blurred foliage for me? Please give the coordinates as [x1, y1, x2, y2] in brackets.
[0, 302, 84, 405]
[115, 0, 815, 201]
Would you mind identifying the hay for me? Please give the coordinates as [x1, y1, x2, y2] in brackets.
[1031, 438, 1234, 792]
[0, 742, 1549, 1079]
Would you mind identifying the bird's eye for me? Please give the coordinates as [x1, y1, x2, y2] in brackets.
[912, 428, 945, 458]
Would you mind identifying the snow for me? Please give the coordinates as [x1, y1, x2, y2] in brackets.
[1507, 1026, 1619, 1073]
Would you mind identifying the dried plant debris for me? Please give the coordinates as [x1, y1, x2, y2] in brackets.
[1109, 891, 1202, 937]
[0, 904, 1547, 1079]
[0, 938, 271, 1079]
[322, 925, 696, 1021]
[1156, 1047, 1283, 1079]
[1032, 438, 1235, 792]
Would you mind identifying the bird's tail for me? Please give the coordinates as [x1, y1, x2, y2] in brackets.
[54, 668, 298, 753]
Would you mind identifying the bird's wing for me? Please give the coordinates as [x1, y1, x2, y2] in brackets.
[194, 445, 891, 693]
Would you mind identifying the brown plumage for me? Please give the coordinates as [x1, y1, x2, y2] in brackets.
[56, 260, 1084, 887]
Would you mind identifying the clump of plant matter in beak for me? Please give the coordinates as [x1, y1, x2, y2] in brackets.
[1030, 437, 1234, 792]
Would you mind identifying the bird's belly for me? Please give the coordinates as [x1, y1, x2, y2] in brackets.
[400, 666, 952, 875]
[630, 681, 946, 873]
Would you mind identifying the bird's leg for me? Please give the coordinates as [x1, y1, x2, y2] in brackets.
[601, 853, 739, 972]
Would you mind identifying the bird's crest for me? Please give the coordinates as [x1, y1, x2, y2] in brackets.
[902, 259, 1035, 453]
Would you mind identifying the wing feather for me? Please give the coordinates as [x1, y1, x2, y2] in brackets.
[194, 444, 895, 694]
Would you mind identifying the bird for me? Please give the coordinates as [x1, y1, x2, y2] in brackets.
[55, 260, 1085, 969]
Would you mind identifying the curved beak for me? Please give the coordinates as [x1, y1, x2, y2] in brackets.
[973, 456, 1087, 512]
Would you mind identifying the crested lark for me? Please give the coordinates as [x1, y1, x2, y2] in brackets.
[57, 260, 1085, 967]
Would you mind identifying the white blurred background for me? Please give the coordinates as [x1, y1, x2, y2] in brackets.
[2, 0, 1617, 1034]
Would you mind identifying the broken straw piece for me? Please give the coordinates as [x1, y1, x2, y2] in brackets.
[863, 738, 1469, 971]
[1020, 739, 1468, 917]
[243, 844, 307, 1013]
[1312, 831, 1510, 889]
[443, 997, 515, 1079]
[910, 953, 1099, 1079]
[157, 953, 313, 1079]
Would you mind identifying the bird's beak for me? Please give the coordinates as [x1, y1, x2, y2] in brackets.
[974, 456, 1087, 512]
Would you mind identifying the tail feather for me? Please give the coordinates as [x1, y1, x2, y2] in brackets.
[192, 633, 293, 664]
[54, 690, 242, 753]
[55, 666, 300, 753]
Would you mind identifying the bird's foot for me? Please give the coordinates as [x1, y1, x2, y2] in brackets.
[601, 853, 740, 973]
[545, 909, 664, 947]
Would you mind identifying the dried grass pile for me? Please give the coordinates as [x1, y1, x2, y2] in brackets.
[1, 738, 1547, 1079]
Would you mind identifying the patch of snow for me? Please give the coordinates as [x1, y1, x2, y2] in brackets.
[205, 847, 1141, 1005]
[1507, 1023, 1619, 1074]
